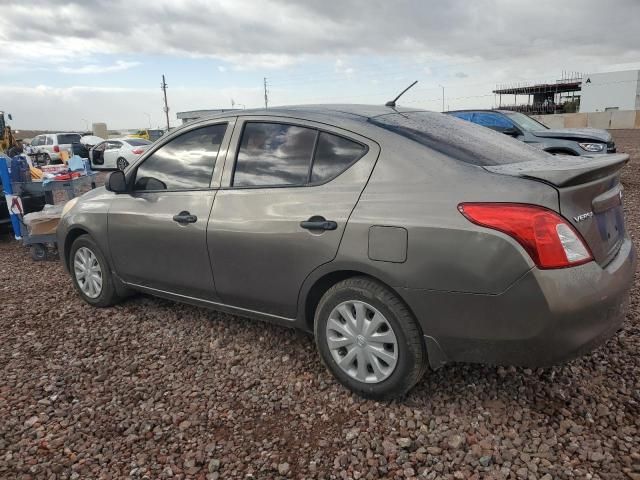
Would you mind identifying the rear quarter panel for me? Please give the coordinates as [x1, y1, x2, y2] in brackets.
[335, 133, 560, 294]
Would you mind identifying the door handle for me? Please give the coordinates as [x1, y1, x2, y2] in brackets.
[300, 216, 337, 231]
[173, 211, 198, 224]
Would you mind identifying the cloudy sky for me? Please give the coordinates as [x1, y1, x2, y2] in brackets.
[1, 0, 639, 130]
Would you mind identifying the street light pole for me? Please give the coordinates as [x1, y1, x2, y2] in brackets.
[438, 85, 445, 112]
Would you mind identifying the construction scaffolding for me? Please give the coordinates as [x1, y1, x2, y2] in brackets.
[493, 71, 584, 114]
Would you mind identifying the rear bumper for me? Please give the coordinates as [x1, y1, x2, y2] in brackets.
[401, 236, 636, 367]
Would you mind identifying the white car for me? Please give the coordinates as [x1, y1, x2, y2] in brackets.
[90, 138, 152, 170]
[31, 132, 83, 164]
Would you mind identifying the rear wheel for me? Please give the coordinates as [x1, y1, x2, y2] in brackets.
[314, 277, 427, 400]
[69, 235, 121, 307]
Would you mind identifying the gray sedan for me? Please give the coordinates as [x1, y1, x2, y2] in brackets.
[57, 105, 635, 399]
[447, 109, 616, 156]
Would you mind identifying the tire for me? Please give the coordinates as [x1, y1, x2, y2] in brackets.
[69, 234, 121, 307]
[116, 157, 129, 171]
[314, 277, 427, 400]
[30, 243, 47, 261]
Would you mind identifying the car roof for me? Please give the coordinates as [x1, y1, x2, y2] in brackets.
[178, 104, 432, 133]
[186, 104, 429, 126]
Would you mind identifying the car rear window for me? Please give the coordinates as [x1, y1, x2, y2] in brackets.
[233, 122, 317, 187]
[57, 134, 81, 144]
[370, 111, 549, 166]
[125, 139, 151, 146]
[311, 132, 366, 183]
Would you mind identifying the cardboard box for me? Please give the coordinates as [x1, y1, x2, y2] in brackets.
[23, 203, 65, 236]
[28, 217, 60, 235]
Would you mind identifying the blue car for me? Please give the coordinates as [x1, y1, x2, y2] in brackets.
[447, 110, 616, 156]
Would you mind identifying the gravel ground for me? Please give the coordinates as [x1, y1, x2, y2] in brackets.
[1, 131, 640, 480]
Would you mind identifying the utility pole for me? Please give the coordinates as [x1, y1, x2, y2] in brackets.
[161, 74, 170, 131]
[263, 77, 269, 109]
[438, 84, 445, 112]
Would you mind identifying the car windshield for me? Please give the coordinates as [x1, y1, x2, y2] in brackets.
[504, 112, 548, 132]
[57, 133, 81, 144]
[370, 111, 550, 166]
[125, 139, 151, 146]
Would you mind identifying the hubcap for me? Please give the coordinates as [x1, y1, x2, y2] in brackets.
[73, 247, 103, 299]
[326, 300, 398, 384]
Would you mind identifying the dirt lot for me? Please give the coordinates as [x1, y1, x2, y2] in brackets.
[1, 131, 639, 480]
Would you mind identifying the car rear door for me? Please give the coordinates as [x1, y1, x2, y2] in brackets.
[103, 140, 123, 168]
[107, 120, 234, 300]
[208, 117, 380, 318]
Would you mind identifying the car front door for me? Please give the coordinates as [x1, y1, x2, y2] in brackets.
[208, 117, 380, 318]
[107, 121, 233, 300]
[90, 142, 107, 168]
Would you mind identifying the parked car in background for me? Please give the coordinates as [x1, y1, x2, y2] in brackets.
[30, 133, 83, 164]
[90, 138, 152, 171]
[447, 110, 616, 156]
[128, 129, 164, 142]
[58, 105, 635, 399]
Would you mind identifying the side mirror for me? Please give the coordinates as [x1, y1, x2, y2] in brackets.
[106, 170, 127, 193]
[502, 127, 520, 137]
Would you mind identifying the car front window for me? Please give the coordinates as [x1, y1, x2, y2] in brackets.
[133, 124, 227, 191]
[504, 112, 549, 132]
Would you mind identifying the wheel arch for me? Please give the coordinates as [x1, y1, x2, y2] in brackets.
[298, 265, 419, 335]
[544, 147, 579, 156]
[62, 227, 90, 270]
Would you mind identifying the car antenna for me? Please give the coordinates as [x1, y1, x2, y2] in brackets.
[385, 80, 418, 107]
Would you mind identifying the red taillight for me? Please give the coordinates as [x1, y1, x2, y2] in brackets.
[53, 145, 60, 153]
[132, 148, 144, 155]
[458, 203, 593, 269]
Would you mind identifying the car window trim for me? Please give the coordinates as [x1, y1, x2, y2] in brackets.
[129, 121, 230, 193]
[229, 120, 369, 190]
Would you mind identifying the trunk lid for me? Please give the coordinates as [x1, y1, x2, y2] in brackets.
[485, 153, 629, 266]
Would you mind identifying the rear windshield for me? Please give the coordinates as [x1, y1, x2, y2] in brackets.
[125, 138, 151, 146]
[370, 111, 550, 166]
[57, 134, 81, 144]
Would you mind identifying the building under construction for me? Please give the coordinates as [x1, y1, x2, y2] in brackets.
[493, 72, 583, 115]
[494, 69, 640, 115]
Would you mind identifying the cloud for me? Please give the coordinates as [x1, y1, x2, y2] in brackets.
[0, 84, 264, 130]
[1, 0, 640, 127]
[0, 0, 638, 69]
[58, 60, 140, 74]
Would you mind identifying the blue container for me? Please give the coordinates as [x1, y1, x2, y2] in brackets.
[0, 155, 23, 239]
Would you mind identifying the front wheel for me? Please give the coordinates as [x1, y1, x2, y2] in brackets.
[116, 157, 129, 171]
[314, 277, 427, 400]
[69, 235, 121, 307]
